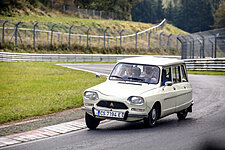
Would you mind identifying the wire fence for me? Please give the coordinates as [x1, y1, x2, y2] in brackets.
[178, 28, 225, 59]
[47, 1, 130, 20]
[0, 19, 182, 54]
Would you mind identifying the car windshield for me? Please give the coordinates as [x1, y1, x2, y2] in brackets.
[109, 63, 160, 84]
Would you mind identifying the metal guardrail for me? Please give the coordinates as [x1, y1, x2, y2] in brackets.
[1, 52, 224, 71]
[184, 58, 225, 71]
[0, 52, 180, 63]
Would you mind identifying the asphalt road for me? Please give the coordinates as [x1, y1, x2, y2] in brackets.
[3, 64, 225, 150]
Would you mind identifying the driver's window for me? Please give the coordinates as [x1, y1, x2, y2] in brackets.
[161, 67, 172, 86]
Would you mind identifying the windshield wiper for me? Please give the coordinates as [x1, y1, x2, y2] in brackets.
[110, 75, 123, 79]
[127, 77, 144, 81]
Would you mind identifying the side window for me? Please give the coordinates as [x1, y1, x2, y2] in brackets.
[161, 67, 172, 86]
[172, 66, 181, 83]
[181, 65, 188, 82]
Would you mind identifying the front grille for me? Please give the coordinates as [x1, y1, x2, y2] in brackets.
[97, 101, 128, 109]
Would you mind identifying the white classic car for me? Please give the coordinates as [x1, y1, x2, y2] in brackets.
[83, 56, 193, 129]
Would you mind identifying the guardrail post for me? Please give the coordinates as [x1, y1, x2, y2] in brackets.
[120, 29, 124, 48]
[187, 35, 195, 59]
[78, 8, 80, 16]
[100, 11, 102, 20]
[15, 21, 22, 47]
[93, 10, 95, 18]
[86, 9, 88, 18]
[50, 24, 56, 48]
[69, 25, 74, 48]
[214, 33, 219, 58]
[2, 20, 8, 43]
[197, 39, 202, 58]
[177, 36, 188, 59]
[33, 22, 38, 48]
[135, 31, 139, 50]
[209, 39, 214, 58]
[176, 34, 180, 51]
[167, 34, 172, 49]
[104, 28, 109, 48]
[198, 34, 205, 58]
[86, 27, 91, 47]
[159, 32, 163, 49]
[148, 31, 152, 49]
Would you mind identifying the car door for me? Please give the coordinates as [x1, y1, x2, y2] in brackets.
[161, 67, 176, 116]
[172, 65, 191, 112]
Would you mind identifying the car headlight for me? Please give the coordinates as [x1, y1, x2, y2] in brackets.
[127, 96, 144, 105]
[84, 91, 99, 100]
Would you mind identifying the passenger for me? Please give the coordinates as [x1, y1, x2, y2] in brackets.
[142, 66, 159, 83]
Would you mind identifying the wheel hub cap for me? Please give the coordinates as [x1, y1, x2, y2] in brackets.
[152, 109, 156, 120]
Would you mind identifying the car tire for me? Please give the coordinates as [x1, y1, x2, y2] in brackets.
[177, 109, 188, 120]
[144, 105, 158, 127]
[85, 112, 100, 129]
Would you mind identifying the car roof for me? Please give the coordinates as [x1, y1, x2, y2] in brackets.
[118, 56, 184, 66]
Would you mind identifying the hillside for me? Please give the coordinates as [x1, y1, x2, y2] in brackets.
[0, 0, 187, 55]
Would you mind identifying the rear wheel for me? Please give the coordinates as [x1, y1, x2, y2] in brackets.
[144, 106, 158, 127]
[85, 112, 100, 129]
[177, 109, 188, 120]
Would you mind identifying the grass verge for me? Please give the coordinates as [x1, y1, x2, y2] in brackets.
[0, 62, 106, 124]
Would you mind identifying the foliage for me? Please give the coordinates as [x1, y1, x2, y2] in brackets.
[132, 0, 162, 24]
[213, 2, 225, 28]
[132, 0, 215, 33]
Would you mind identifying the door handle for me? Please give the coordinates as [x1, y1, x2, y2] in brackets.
[173, 87, 176, 90]
[184, 86, 186, 89]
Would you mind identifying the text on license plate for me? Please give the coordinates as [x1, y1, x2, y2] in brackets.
[95, 110, 124, 118]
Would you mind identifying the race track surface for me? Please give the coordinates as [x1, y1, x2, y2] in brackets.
[3, 64, 225, 150]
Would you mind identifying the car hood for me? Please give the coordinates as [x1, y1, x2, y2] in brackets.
[89, 80, 157, 97]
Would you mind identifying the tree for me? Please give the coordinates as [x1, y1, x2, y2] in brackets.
[131, 0, 160, 23]
[164, 1, 173, 23]
[213, 2, 225, 28]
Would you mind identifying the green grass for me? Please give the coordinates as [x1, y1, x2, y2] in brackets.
[0, 15, 187, 35]
[0, 62, 106, 124]
[187, 70, 225, 75]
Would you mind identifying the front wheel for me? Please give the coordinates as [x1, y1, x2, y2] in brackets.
[85, 112, 100, 129]
[144, 106, 158, 127]
[177, 109, 188, 120]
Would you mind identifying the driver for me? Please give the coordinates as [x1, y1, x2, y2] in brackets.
[126, 66, 141, 78]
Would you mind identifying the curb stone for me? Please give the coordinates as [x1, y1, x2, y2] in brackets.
[0, 118, 110, 148]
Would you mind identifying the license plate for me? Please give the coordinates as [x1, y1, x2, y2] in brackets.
[95, 110, 124, 118]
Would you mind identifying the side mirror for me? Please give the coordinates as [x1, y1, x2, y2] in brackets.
[182, 79, 187, 82]
[96, 73, 101, 78]
[165, 81, 173, 86]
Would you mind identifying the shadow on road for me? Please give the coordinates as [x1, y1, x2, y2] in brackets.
[87, 116, 197, 132]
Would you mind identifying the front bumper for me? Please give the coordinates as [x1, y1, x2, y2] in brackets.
[82, 106, 147, 121]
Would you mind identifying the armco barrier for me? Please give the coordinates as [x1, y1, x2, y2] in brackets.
[0, 52, 179, 63]
[0, 52, 224, 71]
[184, 58, 225, 71]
